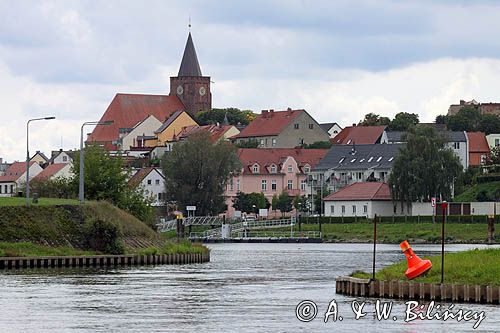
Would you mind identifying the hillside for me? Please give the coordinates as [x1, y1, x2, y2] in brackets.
[0, 201, 163, 252]
[454, 181, 500, 202]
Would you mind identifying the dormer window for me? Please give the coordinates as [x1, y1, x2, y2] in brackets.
[270, 164, 277, 173]
[339, 157, 345, 163]
[347, 139, 352, 144]
[388, 157, 394, 162]
[294, 123, 299, 129]
[287, 165, 293, 173]
[350, 158, 356, 163]
[368, 157, 374, 162]
[376, 156, 382, 162]
[252, 164, 259, 173]
[303, 165, 311, 173]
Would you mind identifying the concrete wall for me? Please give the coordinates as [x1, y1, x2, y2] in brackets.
[471, 202, 500, 215]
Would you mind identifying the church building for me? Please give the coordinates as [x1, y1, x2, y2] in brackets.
[86, 32, 211, 150]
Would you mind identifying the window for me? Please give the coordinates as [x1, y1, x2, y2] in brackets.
[294, 123, 299, 129]
[271, 180, 277, 191]
[288, 165, 293, 173]
[304, 165, 310, 173]
[341, 205, 345, 214]
[495, 138, 500, 146]
[363, 205, 368, 213]
[379, 171, 387, 180]
[158, 193, 162, 200]
[300, 180, 306, 190]
[350, 158, 356, 163]
[339, 157, 345, 163]
[388, 157, 394, 162]
[261, 180, 267, 191]
[4, 185, 7, 193]
[346, 139, 352, 144]
[155, 179, 160, 185]
[357, 172, 363, 180]
[453, 142, 460, 149]
[376, 156, 382, 162]
[229, 178, 234, 191]
[253, 164, 259, 173]
[330, 206, 334, 214]
[309, 124, 314, 129]
[236, 179, 240, 191]
[272, 138, 277, 146]
[62, 155, 68, 162]
[147, 179, 152, 185]
[287, 180, 293, 190]
[352, 205, 356, 214]
[270, 165, 277, 173]
[368, 157, 374, 162]
[260, 139, 264, 147]
[0, 186, 2, 194]
[359, 159, 365, 163]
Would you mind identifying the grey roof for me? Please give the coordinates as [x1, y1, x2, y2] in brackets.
[31, 151, 49, 162]
[178, 33, 202, 77]
[320, 123, 337, 132]
[386, 130, 466, 143]
[314, 143, 404, 171]
[154, 110, 184, 134]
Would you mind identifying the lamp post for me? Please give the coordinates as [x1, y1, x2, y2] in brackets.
[440, 201, 448, 284]
[79, 120, 113, 204]
[26, 116, 56, 206]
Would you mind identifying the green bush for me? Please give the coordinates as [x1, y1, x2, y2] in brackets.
[83, 218, 124, 254]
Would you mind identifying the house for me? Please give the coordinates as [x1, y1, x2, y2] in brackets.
[128, 167, 166, 206]
[332, 126, 386, 145]
[486, 134, 500, 150]
[231, 108, 330, 148]
[148, 110, 198, 147]
[0, 161, 43, 197]
[118, 115, 162, 150]
[0, 158, 11, 176]
[448, 99, 500, 117]
[466, 132, 490, 166]
[320, 123, 343, 139]
[384, 130, 469, 169]
[50, 149, 75, 164]
[225, 148, 328, 216]
[87, 32, 212, 149]
[312, 143, 404, 193]
[32, 163, 73, 182]
[323, 182, 409, 218]
[176, 124, 239, 143]
[30, 151, 49, 165]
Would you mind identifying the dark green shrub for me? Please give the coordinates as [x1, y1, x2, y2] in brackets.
[83, 218, 124, 254]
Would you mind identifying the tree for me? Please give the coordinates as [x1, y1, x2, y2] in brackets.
[161, 131, 241, 215]
[488, 146, 500, 165]
[235, 140, 259, 148]
[478, 114, 500, 135]
[359, 113, 390, 126]
[445, 106, 482, 132]
[232, 192, 269, 213]
[389, 127, 462, 211]
[388, 112, 419, 131]
[302, 141, 332, 149]
[314, 187, 331, 215]
[435, 115, 447, 124]
[71, 145, 153, 224]
[293, 195, 309, 212]
[194, 108, 257, 126]
[276, 192, 293, 217]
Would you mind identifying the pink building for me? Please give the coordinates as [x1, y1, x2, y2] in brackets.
[225, 148, 328, 217]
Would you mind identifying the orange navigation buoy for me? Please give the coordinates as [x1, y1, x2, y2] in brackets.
[400, 240, 432, 280]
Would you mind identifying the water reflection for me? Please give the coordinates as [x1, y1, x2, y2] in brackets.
[0, 243, 498, 332]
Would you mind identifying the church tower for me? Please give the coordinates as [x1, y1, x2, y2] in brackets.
[170, 32, 212, 116]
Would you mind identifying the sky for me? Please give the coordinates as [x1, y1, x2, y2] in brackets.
[1, 0, 500, 161]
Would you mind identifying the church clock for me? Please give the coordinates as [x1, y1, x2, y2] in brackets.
[176, 85, 184, 95]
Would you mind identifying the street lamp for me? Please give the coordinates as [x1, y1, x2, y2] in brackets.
[79, 120, 113, 204]
[26, 116, 56, 206]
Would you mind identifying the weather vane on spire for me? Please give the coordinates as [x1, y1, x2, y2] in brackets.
[188, 16, 191, 31]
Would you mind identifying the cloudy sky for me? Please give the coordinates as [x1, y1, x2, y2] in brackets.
[1, 0, 500, 161]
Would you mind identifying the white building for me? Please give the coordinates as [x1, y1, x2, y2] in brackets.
[486, 134, 500, 150]
[320, 123, 343, 139]
[0, 161, 43, 197]
[119, 115, 162, 150]
[32, 163, 73, 182]
[50, 150, 74, 164]
[127, 167, 166, 206]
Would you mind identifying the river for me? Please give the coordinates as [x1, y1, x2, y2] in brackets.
[0, 243, 498, 332]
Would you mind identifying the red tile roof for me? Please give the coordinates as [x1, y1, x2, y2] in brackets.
[32, 163, 67, 181]
[238, 148, 328, 174]
[177, 124, 234, 142]
[87, 93, 185, 149]
[323, 182, 391, 201]
[466, 132, 490, 153]
[332, 126, 386, 144]
[0, 161, 36, 182]
[233, 109, 304, 138]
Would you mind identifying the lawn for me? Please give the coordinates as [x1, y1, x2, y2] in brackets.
[0, 197, 79, 206]
[0, 242, 96, 257]
[351, 248, 500, 286]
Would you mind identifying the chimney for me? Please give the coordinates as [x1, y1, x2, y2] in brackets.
[287, 107, 292, 112]
[352, 123, 356, 127]
[270, 109, 274, 113]
[261, 110, 268, 114]
[460, 100, 465, 105]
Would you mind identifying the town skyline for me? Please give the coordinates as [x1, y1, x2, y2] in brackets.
[2, 1, 500, 161]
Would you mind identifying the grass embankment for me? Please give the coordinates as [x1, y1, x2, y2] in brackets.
[0, 201, 208, 257]
[351, 248, 500, 286]
[454, 181, 500, 202]
[0, 197, 79, 206]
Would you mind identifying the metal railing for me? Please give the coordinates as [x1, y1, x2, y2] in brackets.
[233, 230, 321, 239]
[231, 219, 293, 231]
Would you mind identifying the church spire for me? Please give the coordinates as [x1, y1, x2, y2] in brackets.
[178, 32, 202, 77]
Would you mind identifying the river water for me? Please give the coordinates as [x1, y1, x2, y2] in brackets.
[0, 243, 498, 332]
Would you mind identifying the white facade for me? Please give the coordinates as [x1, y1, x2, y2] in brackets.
[328, 124, 343, 139]
[136, 168, 166, 206]
[51, 163, 73, 180]
[0, 163, 43, 197]
[121, 115, 162, 150]
[446, 139, 469, 169]
[324, 200, 409, 219]
[486, 134, 500, 150]
[52, 151, 73, 164]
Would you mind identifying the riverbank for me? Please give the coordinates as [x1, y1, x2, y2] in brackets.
[351, 248, 500, 286]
